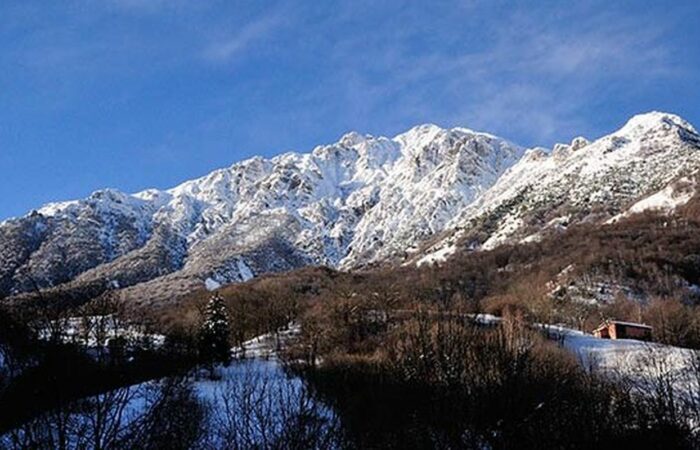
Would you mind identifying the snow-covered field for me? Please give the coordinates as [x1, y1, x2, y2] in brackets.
[0, 323, 332, 449]
[549, 325, 700, 412]
[231, 323, 300, 360]
[480, 316, 699, 405]
[1, 358, 335, 449]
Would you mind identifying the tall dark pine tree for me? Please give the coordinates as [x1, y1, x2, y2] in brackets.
[199, 294, 231, 374]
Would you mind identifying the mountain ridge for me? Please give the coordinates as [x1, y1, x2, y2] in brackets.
[416, 111, 700, 264]
[0, 122, 522, 303]
[2, 111, 699, 305]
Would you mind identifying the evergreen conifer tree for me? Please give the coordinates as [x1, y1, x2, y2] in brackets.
[199, 294, 231, 373]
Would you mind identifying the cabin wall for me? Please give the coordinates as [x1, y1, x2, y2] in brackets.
[594, 323, 653, 340]
[594, 327, 610, 339]
[611, 324, 652, 340]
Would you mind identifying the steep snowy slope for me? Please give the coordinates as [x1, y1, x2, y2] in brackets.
[4, 112, 699, 305]
[418, 112, 700, 263]
[0, 191, 163, 295]
[0, 124, 521, 303]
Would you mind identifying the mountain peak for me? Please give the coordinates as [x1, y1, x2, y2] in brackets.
[424, 111, 700, 256]
[404, 123, 444, 134]
[617, 111, 697, 136]
[1, 118, 524, 301]
[5, 112, 700, 304]
[338, 131, 369, 147]
[393, 123, 445, 148]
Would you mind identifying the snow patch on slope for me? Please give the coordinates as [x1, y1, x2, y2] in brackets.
[416, 244, 457, 267]
[236, 259, 254, 281]
[608, 177, 696, 223]
[555, 326, 699, 402]
[205, 278, 221, 291]
[419, 111, 700, 258]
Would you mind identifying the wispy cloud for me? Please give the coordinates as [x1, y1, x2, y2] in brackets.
[202, 13, 285, 63]
[440, 9, 679, 142]
[482, 10, 677, 79]
[1, 0, 693, 165]
[300, 1, 682, 145]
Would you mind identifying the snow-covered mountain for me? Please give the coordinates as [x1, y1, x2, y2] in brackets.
[417, 112, 700, 266]
[0, 124, 522, 304]
[2, 112, 699, 305]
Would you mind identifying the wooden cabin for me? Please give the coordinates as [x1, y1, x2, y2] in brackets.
[593, 320, 652, 341]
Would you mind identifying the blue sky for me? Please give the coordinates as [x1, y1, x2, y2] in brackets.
[1, 0, 699, 220]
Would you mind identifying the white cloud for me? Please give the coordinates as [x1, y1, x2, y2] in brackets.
[304, 2, 680, 144]
[2, 0, 688, 151]
[488, 11, 676, 79]
[203, 14, 285, 63]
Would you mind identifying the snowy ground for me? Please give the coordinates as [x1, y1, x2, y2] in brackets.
[1, 327, 333, 449]
[475, 315, 699, 404]
[230, 323, 301, 360]
[547, 325, 700, 409]
[553, 326, 693, 375]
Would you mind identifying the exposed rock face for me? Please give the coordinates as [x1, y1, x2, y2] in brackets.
[3, 111, 700, 305]
[419, 112, 700, 264]
[0, 124, 522, 304]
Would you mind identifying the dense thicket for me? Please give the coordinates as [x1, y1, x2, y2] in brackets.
[298, 315, 697, 449]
